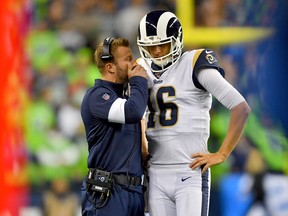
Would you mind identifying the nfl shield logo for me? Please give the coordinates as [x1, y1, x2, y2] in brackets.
[102, 93, 110, 100]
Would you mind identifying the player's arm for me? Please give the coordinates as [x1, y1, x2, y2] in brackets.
[217, 100, 250, 159]
[141, 117, 148, 157]
[190, 68, 251, 173]
[141, 117, 150, 164]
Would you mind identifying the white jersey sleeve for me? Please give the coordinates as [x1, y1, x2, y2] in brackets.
[197, 68, 245, 110]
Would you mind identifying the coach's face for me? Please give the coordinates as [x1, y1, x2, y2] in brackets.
[113, 46, 134, 83]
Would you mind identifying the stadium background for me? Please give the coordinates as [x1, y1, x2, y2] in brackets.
[0, 0, 287, 215]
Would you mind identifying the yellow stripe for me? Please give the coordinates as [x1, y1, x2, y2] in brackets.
[192, 49, 204, 68]
[176, 0, 273, 46]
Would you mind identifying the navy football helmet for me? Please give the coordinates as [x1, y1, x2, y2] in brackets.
[137, 10, 183, 73]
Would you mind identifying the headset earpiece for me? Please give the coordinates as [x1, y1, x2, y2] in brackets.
[101, 37, 114, 60]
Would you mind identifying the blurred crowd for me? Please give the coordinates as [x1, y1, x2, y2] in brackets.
[22, 0, 288, 216]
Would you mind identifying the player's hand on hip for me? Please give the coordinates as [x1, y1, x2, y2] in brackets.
[128, 63, 147, 79]
[189, 152, 226, 173]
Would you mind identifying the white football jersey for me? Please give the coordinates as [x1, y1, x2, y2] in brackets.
[138, 49, 225, 165]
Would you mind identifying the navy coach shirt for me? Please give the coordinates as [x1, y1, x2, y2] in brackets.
[81, 76, 148, 192]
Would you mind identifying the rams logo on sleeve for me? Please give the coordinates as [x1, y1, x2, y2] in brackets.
[206, 53, 217, 64]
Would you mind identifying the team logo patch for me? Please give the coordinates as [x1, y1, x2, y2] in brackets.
[206, 54, 217, 64]
[102, 93, 110, 100]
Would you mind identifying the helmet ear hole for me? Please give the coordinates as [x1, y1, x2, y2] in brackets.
[137, 10, 183, 73]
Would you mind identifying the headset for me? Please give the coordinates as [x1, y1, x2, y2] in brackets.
[101, 37, 114, 60]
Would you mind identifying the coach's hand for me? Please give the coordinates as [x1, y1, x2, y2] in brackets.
[128, 63, 147, 79]
[189, 152, 226, 173]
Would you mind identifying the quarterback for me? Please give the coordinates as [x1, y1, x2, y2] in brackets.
[137, 10, 251, 216]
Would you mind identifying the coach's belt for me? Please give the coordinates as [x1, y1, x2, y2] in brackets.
[87, 169, 142, 187]
[113, 174, 142, 186]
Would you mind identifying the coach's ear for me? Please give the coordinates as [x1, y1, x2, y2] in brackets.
[105, 63, 115, 74]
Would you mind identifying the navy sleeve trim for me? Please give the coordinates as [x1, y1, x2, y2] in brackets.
[192, 49, 225, 90]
